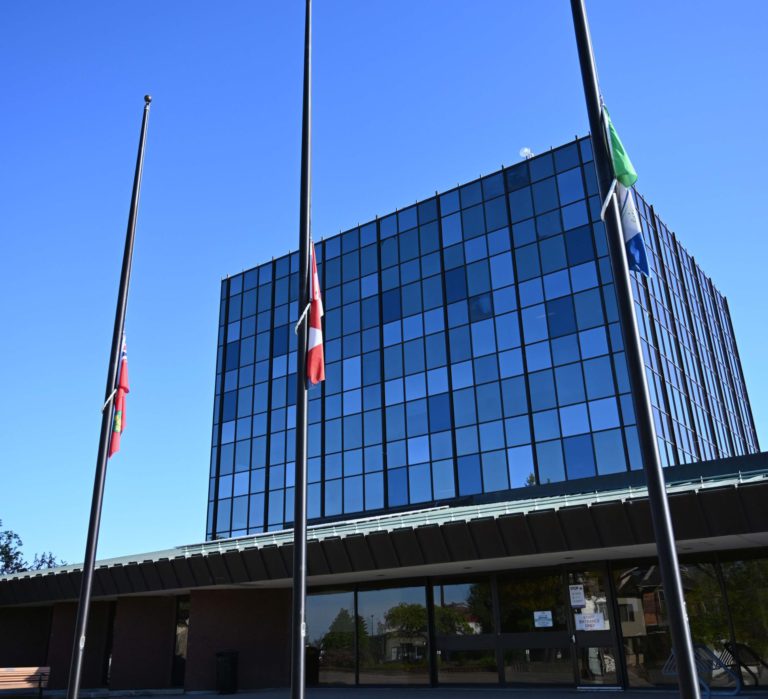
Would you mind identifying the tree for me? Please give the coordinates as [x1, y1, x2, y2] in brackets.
[434, 605, 473, 636]
[0, 521, 25, 574]
[384, 602, 428, 639]
[317, 608, 356, 674]
[320, 608, 355, 651]
[0, 520, 66, 574]
[30, 552, 66, 570]
[466, 582, 494, 632]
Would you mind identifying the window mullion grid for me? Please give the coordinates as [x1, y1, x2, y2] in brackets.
[699, 267, 737, 456]
[501, 172, 542, 485]
[577, 152, 633, 475]
[261, 259, 278, 530]
[722, 296, 760, 451]
[706, 276, 747, 455]
[317, 241, 327, 519]
[670, 235, 719, 459]
[434, 194, 463, 498]
[636, 219, 680, 466]
[691, 263, 735, 456]
[210, 277, 232, 539]
[648, 208, 701, 462]
[375, 216, 390, 510]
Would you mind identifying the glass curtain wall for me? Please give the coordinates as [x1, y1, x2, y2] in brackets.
[208, 136, 756, 541]
[613, 555, 768, 690]
[720, 557, 768, 687]
[171, 596, 190, 687]
[568, 569, 619, 686]
[498, 569, 573, 684]
[433, 579, 497, 683]
[357, 586, 429, 684]
[306, 591, 356, 685]
[306, 553, 768, 689]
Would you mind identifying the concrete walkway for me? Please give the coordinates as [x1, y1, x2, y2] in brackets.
[179, 689, 763, 699]
[26, 689, 767, 699]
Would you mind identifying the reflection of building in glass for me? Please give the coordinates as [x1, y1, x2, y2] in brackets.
[1, 137, 766, 693]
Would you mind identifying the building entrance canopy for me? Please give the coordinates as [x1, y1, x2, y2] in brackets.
[2, 461, 767, 607]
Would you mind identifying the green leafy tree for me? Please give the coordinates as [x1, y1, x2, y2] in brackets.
[0, 521, 25, 574]
[384, 602, 427, 639]
[0, 520, 65, 574]
[356, 614, 370, 658]
[466, 582, 494, 632]
[30, 551, 67, 570]
[720, 559, 768, 658]
[321, 607, 355, 650]
[318, 608, 356, 672]
[434, 605, 473, 635]
[682, 564, 729, 649]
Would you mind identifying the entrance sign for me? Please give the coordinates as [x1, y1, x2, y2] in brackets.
[575, 612, 605, 631]
[569, 584, 586, 608]
[533, 610, 553, 628]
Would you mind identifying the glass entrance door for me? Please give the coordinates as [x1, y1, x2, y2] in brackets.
[566, 568, 621, 687]
[497, 569, 573, 685]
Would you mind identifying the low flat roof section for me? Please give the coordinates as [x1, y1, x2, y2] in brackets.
[2, 466, 767, 606]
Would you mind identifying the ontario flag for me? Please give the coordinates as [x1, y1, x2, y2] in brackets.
[306, 241, 325, 384]
[108, 335, 130, 457]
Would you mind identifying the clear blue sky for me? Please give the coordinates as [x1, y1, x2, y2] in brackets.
[1, 2, 766, 565]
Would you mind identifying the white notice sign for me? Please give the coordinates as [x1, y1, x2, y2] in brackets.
[569, 584, 586, 608]
[574, 612, 605, 631]
[533, 610, 553, 628]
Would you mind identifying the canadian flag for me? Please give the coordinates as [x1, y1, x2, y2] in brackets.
[306, 241, 325, 384]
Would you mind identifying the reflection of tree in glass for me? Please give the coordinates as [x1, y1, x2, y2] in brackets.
[434, 582, 493, 635]
[317, 608, 356, 671]
[385, 603, 428, 640]
[435, 606, 472, 636]
[720, 559, 768, 661]
[466, 582, 493, 633]
[498, 574, 565, 631]
[681, 564, 728, 650]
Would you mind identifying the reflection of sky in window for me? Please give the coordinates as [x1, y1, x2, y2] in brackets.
[307, 591, 354, 645]
[208, 138, 757, 540]
[358, 586, 426, 633]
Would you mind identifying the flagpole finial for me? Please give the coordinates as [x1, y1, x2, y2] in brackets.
[144, 95, 152, 104]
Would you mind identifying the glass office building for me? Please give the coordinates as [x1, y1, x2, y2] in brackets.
[207, 136, 758, 540]
[1, 136, 765, 694]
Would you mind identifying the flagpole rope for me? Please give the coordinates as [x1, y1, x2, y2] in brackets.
[101, 389, 117, 414]
[294, 302, 311, 335]
[600, 178, 618, 221]
[598, 99, 617, 223]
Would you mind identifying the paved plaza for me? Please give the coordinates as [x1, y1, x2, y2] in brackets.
[184, 691, 761, 699]
[26, 688, 765, 699]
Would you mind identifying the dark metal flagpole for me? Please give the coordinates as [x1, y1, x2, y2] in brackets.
[569, 3, 700, 698]
[291, 0, 312, 697]
[65, 95, 152, 699]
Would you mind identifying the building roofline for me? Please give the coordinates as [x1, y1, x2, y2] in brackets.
[2, 455, 766, 607]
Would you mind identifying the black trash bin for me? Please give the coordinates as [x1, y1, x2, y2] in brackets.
[215, 650, 238, 694]
[306, 646, 320, 686]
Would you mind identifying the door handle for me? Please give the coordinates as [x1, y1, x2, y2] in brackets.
[571, 634, 576, 644]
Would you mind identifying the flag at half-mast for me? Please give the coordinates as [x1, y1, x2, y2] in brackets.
[603, 106, 650, 276]
[306, 241, 325, 384]
[108, 335, 130, 457]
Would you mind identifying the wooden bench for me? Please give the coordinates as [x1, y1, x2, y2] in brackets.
[0, 667, 50, 697]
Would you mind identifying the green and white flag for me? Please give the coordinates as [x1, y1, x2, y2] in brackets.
[601, 105, 649, 276]
[603, 107, 637, 188]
